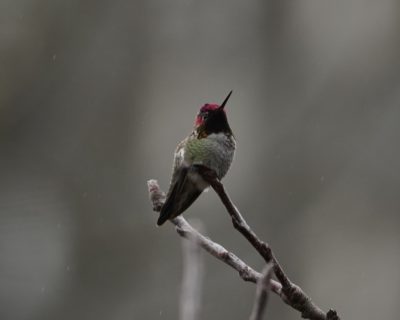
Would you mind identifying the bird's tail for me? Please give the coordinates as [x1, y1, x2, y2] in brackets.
[156, 166, 202, 226]
[157, 202, 174, 226]
[157, 171, 183, 226]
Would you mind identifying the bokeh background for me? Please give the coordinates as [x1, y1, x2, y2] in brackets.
[1, 1, 400, 319]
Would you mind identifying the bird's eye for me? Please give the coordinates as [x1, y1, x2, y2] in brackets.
[202, 112, 208, 120]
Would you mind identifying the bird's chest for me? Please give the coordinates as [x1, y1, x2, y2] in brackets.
[184, 133, 235, 179]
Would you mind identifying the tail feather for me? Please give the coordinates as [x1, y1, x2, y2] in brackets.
[157, 210, 171, 226]
[157, 188, 178, 225]
[157, 167, 188, 226]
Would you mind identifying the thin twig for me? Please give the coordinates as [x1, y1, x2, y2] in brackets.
[196, 166, 340, 320]
[249, 264, 273, 320]
[180, 221, 204, 320]
[147, 179, 340, 320]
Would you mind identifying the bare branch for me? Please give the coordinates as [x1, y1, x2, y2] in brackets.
[173, 216, 282, 295]
[180, 221, 204, 320]
[147, 178, 340, 320]
[147, 180, 282, 294]
[249, 264, 273, 320]
[196, 166, 341, 320]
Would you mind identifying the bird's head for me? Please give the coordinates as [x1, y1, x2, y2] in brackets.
[194, 91, 233, 135]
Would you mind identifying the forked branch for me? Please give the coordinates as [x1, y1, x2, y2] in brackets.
[147, 176, 340, 320]
[195, 166, 340, 320]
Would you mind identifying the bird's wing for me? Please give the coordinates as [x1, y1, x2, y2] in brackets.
[157, 135, 204, 226]
[157, 166, 190, 225]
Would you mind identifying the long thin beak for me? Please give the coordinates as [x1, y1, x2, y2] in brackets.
[219, 90, 232, 110]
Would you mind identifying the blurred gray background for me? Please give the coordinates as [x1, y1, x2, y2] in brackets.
[1, 0, 399, 319]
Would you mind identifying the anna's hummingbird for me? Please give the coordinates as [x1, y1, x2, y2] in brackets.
[157, 91, 236, 226]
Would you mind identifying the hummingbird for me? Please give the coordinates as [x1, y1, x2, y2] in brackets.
[157, 91, 236, 226]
